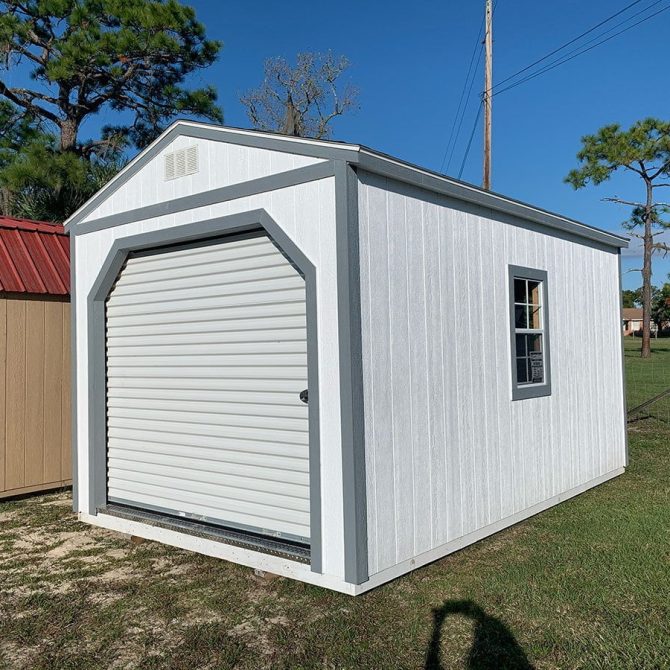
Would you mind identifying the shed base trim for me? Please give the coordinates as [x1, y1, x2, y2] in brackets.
[0, 481, 72, 500]
[80, 511, 356, 594]
[352, 467, 625, 595]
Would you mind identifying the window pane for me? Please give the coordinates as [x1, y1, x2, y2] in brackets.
[516, 357, 529, 384]
[528, 280, 541, 306]
[515, 334, 527, 357]
[514, 278, 527, 303]
[527, 333, 542, 352]
[529, 352, 544, 383]
[529, 305, 542, 329]
[514, 304, 528, 328]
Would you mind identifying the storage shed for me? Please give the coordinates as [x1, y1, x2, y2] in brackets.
[0, 216, 71, 499]
[67, 122, 628, 595]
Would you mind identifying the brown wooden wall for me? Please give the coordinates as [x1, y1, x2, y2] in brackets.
[0, 294, 71, 499]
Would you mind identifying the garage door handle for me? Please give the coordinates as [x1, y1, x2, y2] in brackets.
[299, 389, 308, 404]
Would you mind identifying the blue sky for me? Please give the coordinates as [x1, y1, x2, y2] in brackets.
[182, 0, 669, 289]
[8, 0, 669, 288]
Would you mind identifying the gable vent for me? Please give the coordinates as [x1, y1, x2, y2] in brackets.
[164, 145, 199, 180]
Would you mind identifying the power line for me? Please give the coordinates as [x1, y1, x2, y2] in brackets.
[492, 0, 648, 92]
[440, 19, 485, 172]
[445, 46, 484, 173]
[441, 1, 499, 174]
[494, 2, 670, 96]
[458, 98, 483, 179]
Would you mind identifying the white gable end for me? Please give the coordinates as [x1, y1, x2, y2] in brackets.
[80, 134, 325, 224]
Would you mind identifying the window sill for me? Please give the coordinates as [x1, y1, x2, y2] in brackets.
[512, 383, 552, 401]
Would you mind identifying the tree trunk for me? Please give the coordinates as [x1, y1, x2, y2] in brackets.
[281, 95, 302, 137]
[641, 180, 654, 359]
[59, 118, 79, 152]
[0, 187, 12, 217]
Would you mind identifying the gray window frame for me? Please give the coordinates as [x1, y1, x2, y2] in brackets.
[509, 265, 552, 400]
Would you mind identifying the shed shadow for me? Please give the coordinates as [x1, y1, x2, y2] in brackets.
[425, 599, 534, 670]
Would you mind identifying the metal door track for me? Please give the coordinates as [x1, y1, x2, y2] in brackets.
[100, 503, 311, 563]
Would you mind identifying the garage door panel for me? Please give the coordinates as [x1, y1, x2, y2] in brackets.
[107, 366, 307, 381]
[107, 378, 304, 394]
[108, 274, 304, 306]
[107, 341, 307, 358]
[107, 315, 306, 338]
[109, 436, 309, 471]
[107, 487, 310, 539]
[107, 328, 305, 349]
[110, 266, 300, 301]
[107, 287, 305, 318]
[107, 301, 306, 328]
[108, 407, 308, 431]
[119, 236, 270, 272]
[108, 388, 301, 405]
[117, 252, 294, 286]
[108, 353, 308, 368]
[119, 239, 277, 274]
[109, 452, 309, 485]
[108, 416, 308, 444]
[108, 468, 309, 510]
[108, 397, 308, 419]
[106, 233, 311, 543]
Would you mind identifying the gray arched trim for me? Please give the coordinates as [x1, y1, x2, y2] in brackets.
[86, 209, 323, 573]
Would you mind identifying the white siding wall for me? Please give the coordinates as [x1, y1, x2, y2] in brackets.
[85, 136, 325, 221]
[74, 165, 344, 578]
[358, 170, 626, 577]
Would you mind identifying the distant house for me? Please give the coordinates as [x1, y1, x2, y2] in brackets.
[621, 307, 664, 335]
[622, 307, 643, 336]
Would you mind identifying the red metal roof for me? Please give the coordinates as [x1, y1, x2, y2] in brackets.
[0, 216, 69, 296]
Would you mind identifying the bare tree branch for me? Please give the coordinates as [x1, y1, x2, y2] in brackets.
[240, 52, 358, 139]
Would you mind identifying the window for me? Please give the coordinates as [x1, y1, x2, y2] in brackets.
[509, 265, 551, 400]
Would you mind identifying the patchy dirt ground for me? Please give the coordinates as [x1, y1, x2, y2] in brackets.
[0, 492, 342, 670]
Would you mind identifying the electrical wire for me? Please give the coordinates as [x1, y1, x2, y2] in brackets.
[440, 1, 499, 174]
[458, 98, 483, 179]
[439, 20, 485, 172]
[445, 46, 484, 173]
[492, 0, 648, 92]
[494, 2, 670, 96]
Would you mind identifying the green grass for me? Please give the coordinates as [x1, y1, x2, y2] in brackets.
[624, 337, 670, 411]
[1, 357, 669, 669]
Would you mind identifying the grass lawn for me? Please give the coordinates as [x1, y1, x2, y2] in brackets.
[1, 352, 669, 669]
[624, 336, 670, 413]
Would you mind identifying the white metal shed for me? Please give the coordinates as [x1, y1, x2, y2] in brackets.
[67, 122, 628, 595]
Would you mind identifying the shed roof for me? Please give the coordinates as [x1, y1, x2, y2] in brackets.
[0, 216, 70, 295]
[64, 121, 629, 251]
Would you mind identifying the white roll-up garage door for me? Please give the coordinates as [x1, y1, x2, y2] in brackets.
[105, 232, 310, 543]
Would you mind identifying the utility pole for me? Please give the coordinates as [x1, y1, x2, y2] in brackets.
[483, 0, 493, 190]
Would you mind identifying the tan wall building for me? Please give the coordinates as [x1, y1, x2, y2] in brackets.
[0, 216, 71, 499]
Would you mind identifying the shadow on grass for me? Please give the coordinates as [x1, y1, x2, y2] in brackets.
[425, 600, 534, 670]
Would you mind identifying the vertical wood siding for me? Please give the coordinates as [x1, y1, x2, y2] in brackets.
[358, 171, 627, 576]
[0, 296, 71, 498]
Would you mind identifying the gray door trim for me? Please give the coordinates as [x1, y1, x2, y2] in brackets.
[86, 208, 323, 573]
[335, 161, 369, 585]
[71, 160, 336, 236]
